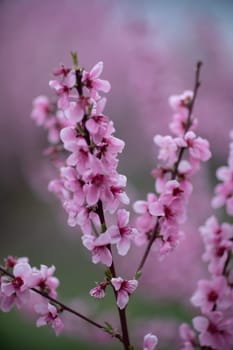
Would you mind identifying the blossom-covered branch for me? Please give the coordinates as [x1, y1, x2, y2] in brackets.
[1, 53, 216, 350]
[31, 53, 139, 350]
[0, 257, 117, 337]
[180, 132, 233, 350]
[134, 62, 211, 275]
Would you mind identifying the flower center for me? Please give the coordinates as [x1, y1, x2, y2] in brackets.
[12, 276, 23, 289]
[207, 290, 218, 303]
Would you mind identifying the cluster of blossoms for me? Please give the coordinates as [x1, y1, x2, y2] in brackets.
[133, 89, 211, 259]
[180, 132, 233, 350]
[31, 57, 140, 311]
[28, 56, 145, 349]
[0, 56, 221, 350]
[0, 256, 63, 335]
[212, 130, 233, 215]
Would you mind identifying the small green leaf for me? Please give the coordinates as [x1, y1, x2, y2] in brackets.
[135, 270, 142, 280]
[105, 268, 112, 280]
[70, 51, 78, 68]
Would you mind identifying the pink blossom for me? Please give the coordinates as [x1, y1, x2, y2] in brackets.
[149, 181, 186, 226]
[200, 217, 233, 275]
[82, 61, 111, 100]
[111, 277, 138, 309]
[93, 135, 125, 173]
[108, 209, 137, 256]
[75, 205, 100, 234]
[35, 302, 64, 336]
[133, 193, 158, 238]
[60, 166, 85, 206]
[169, 112, 198, 137]
[64, 100, 85, 123]
[83, 172, 112, 206]
[48, 178, 70, 202]
[193, 312, 233, 350]
[107, 175, 129, 213]
[49, 66, 76, 109]
[4, 256, 29, 269]
[199, 215, 233, 246]
[191, 276, 232, 313]
[184, 131, 211, 162]
[90, 282, 107, 299]
[169, 90, 193, 114]
[0, 262, 38, 311]
[31, 95, 50, 126]
[151, 167, 169, 194]
[143, 333, 158, 350]
[212, 176, 233, 215]
[153, 134, 178, 167]
[82, 233, 112, 266]
[179, 323, 196, 350]
[203, 238, 232, 276]
[35, 265, 60, 298]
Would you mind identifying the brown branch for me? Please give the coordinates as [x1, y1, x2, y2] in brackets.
[0, 266, 122, 342]
[96, 202, 131, 350]
[135, 61, 203, 276]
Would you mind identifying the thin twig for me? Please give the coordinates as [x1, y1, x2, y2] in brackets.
[96, 201, 131, 350]
[135, 61, 203, 276]
[0, 266, 122, 342]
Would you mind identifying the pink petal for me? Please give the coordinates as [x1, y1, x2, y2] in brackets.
[52, 317, 64, 336]
[117, 290, 129, 309]
[0, 295, 15, 312]
[36, 316, 47, 327]
[81, 235, 95, 251]
[143, 333, 158, 350]
[49, 80, 62, 92]
[149, 201, 164, 216]
[90, 62, 103, 78]
[93, 247, 112, 266]
[1, 282, 15, 296]
[125, 280, 138, 294]
[96, 97, 107, 114]
[117, 209, 129, 227]
[86, 185, 100, 206]
[108, 225, 121, 244]
[95, 232, 111, 246]
[133, 200, 148, 214]
[13, 262, 31, 278]
[60, 126, 76, 143]
[117, 237, 131, 256]
[35, 302, 48, 315]
[193, 316, 208, 332]
[86, 118, 99, 135]
[93, 79, 111, 93]
[111, 277, 123, 291]
[64, 102, 83, 123]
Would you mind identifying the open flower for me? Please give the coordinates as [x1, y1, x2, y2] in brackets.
[111, 277, 138, 309]
[82, 61, 111, 100]
[35, 302, 64, 336]
[143, 333, 158, 350]
[82, 232, 112, 266]
[108, 209, 137, 256]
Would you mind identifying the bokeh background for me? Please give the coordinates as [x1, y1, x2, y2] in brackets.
[1, 0, 233, 349]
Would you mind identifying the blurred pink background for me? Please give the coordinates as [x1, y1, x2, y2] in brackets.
[1, 1, 233, 349]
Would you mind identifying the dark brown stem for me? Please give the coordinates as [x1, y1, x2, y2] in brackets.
[109, 261, 131, 350]
[135, 61, 203, 275]
[0, 266, 123, 341]
[172, 61, 202, 178]
[71, 55, 131, 349]
[96, 202, 131, 350]
[136, 222, 160, 275]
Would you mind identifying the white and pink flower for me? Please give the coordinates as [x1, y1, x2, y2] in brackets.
[111, 277, 138, 310]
